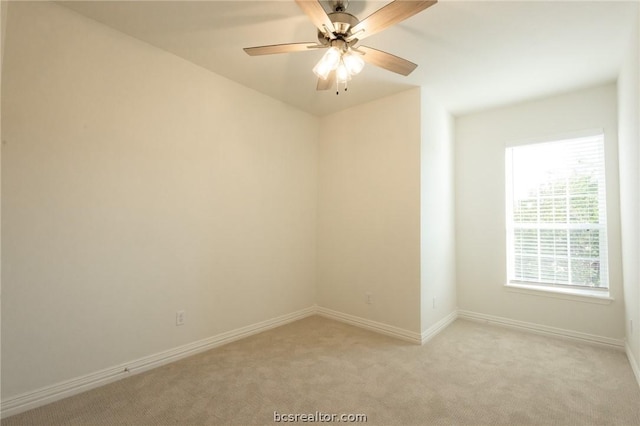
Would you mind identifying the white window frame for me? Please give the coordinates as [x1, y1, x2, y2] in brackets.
[504, 130, 611, 301]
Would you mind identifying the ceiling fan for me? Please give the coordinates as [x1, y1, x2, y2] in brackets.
[244, 0, 437, 94]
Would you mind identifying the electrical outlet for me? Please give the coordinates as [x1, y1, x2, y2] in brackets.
[365, 292, 372, 305]
[176, 310, 185, 326]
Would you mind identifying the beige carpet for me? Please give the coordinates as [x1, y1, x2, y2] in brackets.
[3, 316, 640, 425]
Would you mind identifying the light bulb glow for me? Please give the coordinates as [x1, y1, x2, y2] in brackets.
[335, 59, 351, 84]
[313, 47, 341, 80]
[343, 51, 365, 75]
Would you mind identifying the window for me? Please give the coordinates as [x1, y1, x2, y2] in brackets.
[505, 132, 609, 293]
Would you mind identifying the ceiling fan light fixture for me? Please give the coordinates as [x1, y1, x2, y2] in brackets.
[245, 0, 438, 91]
[343, 50, 364, 75]
[335, 59, 352, 84]
[313, 46, 341, 80]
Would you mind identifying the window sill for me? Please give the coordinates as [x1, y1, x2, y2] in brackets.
[504, 282, 613, 305]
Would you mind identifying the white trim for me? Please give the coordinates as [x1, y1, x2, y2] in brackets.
[457, 309, 625, 349]
[0, 306, 316, 419]
[504, 282, 614, 305]
[421, 310, 458, 344]
[6, 306, 628, 418]
[505, 128, 605, 148]
[626, 342, 640, 390]
[315, 306, 423, 344]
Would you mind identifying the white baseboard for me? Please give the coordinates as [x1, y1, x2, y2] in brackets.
[626, 342, 640, 389]
[315, 306, 423, 344]
[457, 309, 625, 349]
[1, 306, 316, 419]
[20, 306, 625, 418]
[422, 310, 458, 344]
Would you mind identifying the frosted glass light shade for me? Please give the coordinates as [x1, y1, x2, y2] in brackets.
[343, 52, 364, 75]
[335, 60, 351, 83]
[313, 47, 341, 80]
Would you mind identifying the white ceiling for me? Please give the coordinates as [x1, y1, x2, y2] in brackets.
[59, 0, 638, 117]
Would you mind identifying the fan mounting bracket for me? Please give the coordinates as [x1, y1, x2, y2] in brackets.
[329, 0, 349, 13]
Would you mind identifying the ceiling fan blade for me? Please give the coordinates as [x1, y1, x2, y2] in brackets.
[244, 42, 321, 56]
[358, 46, 417, 76]
[350, 0, 437, 41]
[316, 71, 336, 91]
[295, 0, 336, 37]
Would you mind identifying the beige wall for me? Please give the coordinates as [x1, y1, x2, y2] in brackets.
[420, 92, 457, 333]
[456, 83, 624, 339]
[618, 4, 640, 368]
[317, 89, 422, 333]
[1, 1, 7, 66]
[1, 0, 8, 405]
[1, 2, 318, 398]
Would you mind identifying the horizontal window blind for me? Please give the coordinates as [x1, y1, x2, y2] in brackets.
[506, 134, 609, 289]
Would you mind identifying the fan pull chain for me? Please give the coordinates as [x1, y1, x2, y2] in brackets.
[335, 81, 349, 95]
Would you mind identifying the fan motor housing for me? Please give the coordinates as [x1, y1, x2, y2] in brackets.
[317, 11, 360, 45]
